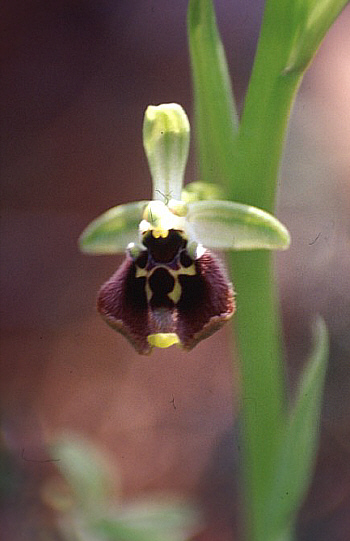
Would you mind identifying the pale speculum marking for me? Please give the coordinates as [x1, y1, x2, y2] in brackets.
[135, 261, 196, 304]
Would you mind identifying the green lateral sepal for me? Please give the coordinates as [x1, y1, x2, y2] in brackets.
[79, 201, 148, 255]
[187, 200, 291, 251]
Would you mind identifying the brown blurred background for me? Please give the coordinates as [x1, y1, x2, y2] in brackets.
[1, 1, 350, 540]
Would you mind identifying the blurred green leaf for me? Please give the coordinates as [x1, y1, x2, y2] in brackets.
[79, 201, 148, 254]
[284, 0, 349, 74]
[187, 200, 291, 251]
[264, 316, 329, 540]
[92, 500, 199, 541]
[187, 0, 238, 190]
[51, 436, 116, 511]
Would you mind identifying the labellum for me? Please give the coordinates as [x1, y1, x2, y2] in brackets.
[97, 201, 235, 354]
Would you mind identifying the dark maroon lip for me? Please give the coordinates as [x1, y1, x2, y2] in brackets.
[97, 243, 235, 354]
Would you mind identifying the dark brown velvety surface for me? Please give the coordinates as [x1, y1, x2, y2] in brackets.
[98, 247, 234, 354]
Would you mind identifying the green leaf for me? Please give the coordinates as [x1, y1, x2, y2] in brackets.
[284, 0, 350, 74]
[92, 500, 199, 541]
[264, 316, 329, 540]
[143, 104, 190, 201]
[187, 200, 291, 251]
[50, 436, 116, 512]
[93, 520, 157, 541]
[187, 0, 238, 190]
[79, 201, 148, 254]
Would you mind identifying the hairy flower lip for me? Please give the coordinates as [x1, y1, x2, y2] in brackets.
[97, 246, 235, 354]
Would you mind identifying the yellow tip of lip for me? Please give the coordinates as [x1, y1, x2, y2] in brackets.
[147, 333, 180, 348]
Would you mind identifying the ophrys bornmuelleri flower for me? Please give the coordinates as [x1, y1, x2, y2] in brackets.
[79, 104, 290, 354]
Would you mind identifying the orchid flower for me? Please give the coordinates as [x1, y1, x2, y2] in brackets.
[79, 103, 290, 354]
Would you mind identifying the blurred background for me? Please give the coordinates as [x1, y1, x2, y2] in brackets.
[1, 1, 350, 540]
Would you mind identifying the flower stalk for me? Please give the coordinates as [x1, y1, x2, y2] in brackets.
[188, 0, 337, 540]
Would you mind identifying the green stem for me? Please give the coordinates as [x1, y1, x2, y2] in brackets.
[231, 74, 301, 211]
[188, 1, 344, 540]
[227, 5, 304, 540]
[228, 251, 286, 541]
[229, 3, 303, 210]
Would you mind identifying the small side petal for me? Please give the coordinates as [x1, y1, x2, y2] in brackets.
[79, 201, 148, 255]
[187, 200, 291, 251]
